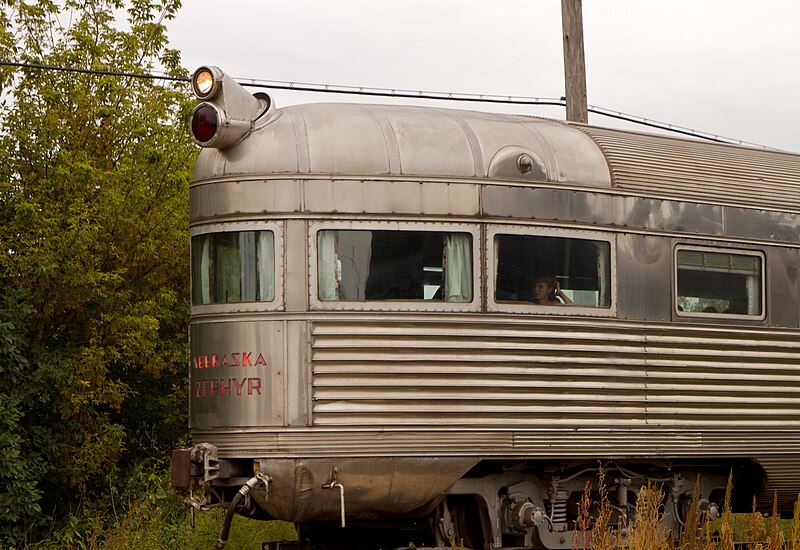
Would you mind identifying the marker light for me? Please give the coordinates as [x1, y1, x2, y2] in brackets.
[188, 66, 273, 149]
[191, 66, 221, 99]
[191, 103, 219, 144]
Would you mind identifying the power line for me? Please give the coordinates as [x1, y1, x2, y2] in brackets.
[0, 60, 188, 83]
[0, 60, 777, 150]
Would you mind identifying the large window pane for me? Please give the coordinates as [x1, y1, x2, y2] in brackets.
[676, 249, 762, 315]
[317, 230, 473, 302]
[192, 231, 275, 305]
[494, 234, 611, 307]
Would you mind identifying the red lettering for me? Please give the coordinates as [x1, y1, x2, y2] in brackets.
[248, 378, 262, 396]
[194, 356, 201, 369]
[211, 354, 219, 368]
[196, 377, 266, 398]
[232, 353, 240, 366]
[221, 354, 231, 367]
[203, 354, 210, 369]
[241, 352, 252, 366]
[255, 353, 267, 367]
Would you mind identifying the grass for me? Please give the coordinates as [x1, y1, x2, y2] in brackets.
[25, 475, 297, 550]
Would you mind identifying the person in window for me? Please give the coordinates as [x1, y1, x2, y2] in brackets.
[531, 275, 573, 306]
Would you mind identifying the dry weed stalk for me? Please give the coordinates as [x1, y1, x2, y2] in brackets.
[744, 496, 767, 550]
[716, 471, 735, 550]
[592, 467, 619, 550]
[767, 492, 786, 550]
[572, 480, 593, 550]
[791, 494, 800, 550]
[678, 477, 703, 550]
[628, 482, 670, 550]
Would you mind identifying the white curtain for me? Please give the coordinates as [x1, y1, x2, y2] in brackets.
[597, 243, 609, 308]
[746, 274, 759, 315]
[336, 231, 372, 301]
[198, 235, 211, 304]
[257, 231, 275, 301]
[443, 233, 472, 302]
[317, 231, 338, 301]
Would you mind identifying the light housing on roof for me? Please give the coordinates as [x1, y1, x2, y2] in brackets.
[188, 65, 274, 150]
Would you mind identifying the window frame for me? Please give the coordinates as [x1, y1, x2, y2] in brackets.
[673, 244, 766, 321]
[308, 221, 481, 312]
[190, 221, 284, 314]
[487, 225, 618, 317]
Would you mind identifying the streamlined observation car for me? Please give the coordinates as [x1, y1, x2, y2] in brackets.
[173, 66, 800, 549]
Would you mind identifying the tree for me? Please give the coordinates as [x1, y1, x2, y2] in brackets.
[0, 0, 195, 544]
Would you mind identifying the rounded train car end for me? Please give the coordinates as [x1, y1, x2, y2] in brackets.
[171, 66, 800, 550]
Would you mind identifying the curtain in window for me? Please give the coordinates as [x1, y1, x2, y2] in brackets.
[746, 275, 759, 315]
[197, 235, 211, 304]
[443, 233, 472, 302]
[597, 242, 609, 308]
[257, 231, 275, 301]
[336, 231, 372, 301]
[240, 232, 257, 301]
[318, 231, 338, 301]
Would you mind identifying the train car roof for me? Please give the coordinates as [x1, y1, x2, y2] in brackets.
[193, 102, 800, 211]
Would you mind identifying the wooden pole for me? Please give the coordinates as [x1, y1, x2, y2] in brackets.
[561, 0, 588, 123]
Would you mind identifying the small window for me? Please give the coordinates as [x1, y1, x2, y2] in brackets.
[676, 248, 763, 316]
[191, 231, 275, 305]
[494, 234, 611, 308]
[317, 230, 473, 302]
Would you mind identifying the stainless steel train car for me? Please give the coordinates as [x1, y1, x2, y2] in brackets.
[171, 66, 800, 550]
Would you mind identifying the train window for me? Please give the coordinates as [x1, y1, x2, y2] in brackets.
[191, 231, 275, 305]
[675, 248, 763, 317]
[317, 230, 473, 302]
[493, 234, 611, 308]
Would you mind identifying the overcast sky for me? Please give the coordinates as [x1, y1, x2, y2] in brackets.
[167, 1, 800, 152]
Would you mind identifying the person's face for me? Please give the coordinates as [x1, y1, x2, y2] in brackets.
[532, 281, 552, 300]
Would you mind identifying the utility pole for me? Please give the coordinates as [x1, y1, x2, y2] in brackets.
[561, 0, 588, 123]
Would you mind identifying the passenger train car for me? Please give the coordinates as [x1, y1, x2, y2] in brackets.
[171, 66, 800, 549]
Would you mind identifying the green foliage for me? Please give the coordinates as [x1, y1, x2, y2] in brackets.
[0, 293, 46, 543]
[24, 460, 297, 550]
[0, 0, 196, 544]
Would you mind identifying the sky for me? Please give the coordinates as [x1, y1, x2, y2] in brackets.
[167, 1, 800, 152]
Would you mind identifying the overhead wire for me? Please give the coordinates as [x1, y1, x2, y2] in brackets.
[0, 60, 777, 150]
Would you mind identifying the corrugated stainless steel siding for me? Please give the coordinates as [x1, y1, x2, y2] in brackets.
[309, 316, 800, 508]
[578, 126, 800, 211]
[311, 318, 800, 427]
[754, 455, 800, 510]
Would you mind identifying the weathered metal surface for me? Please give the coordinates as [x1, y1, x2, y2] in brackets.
[193, 104, 612, 186]
[190, 179, 800, 249]
[189, 320, 286, 428]
[309, 318, 800, 427]
[578, 125, 800, 211]
[252, 457, 478, 521]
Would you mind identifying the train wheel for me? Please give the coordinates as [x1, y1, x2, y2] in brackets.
[448, 495, 488, 550]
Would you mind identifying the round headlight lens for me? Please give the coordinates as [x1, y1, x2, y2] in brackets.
[191, 104, 219, 144]
[194, 68, 215, 97]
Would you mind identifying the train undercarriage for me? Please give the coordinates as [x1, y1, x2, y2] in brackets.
[172, 445, 764, 549]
